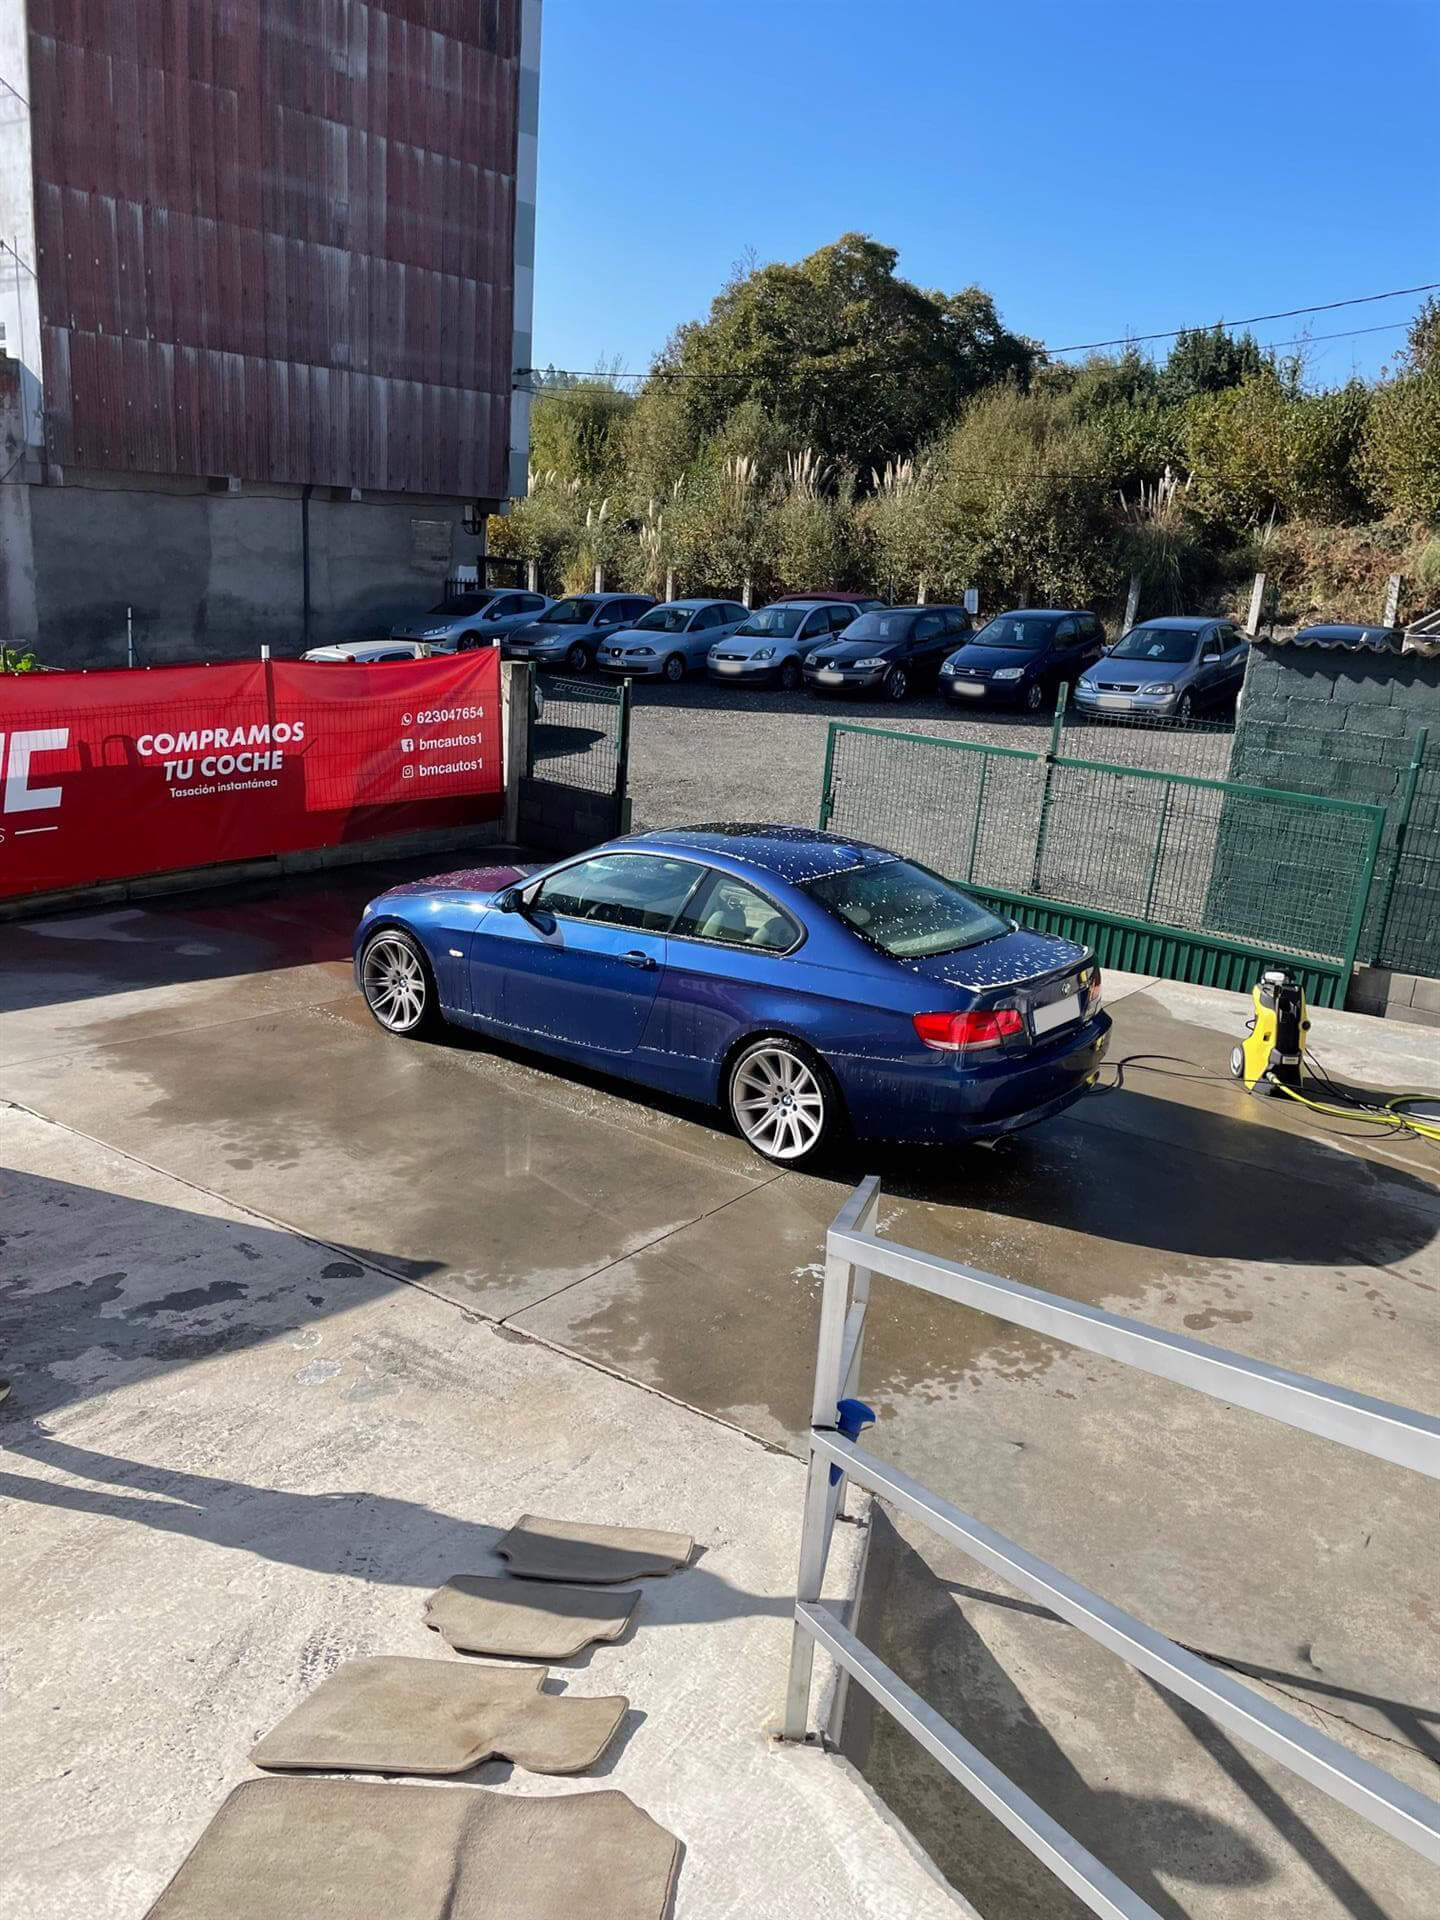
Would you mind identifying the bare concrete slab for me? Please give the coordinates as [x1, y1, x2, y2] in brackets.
[0, 1109, 958, 1920]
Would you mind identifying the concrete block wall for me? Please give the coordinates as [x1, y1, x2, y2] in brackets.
[1231, 645, 1440, 978]
[517, 774, 621, 855]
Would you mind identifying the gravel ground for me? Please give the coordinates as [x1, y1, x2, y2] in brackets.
[622, 676, 1234, 832]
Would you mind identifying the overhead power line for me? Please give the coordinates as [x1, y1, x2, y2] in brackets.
[518, 277, 1440, 384]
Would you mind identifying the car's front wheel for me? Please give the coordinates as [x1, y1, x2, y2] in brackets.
[1024, 678, 1046, 713]
[1176, 690, 1194, 724]
[727, 1038, 835, 1165]
[565, 642, 590, 674]
[777, 658, 803, 692]
[360, 929, 438, 1037]
[884, 665, 909, 702]
[663, 652, 686, 683]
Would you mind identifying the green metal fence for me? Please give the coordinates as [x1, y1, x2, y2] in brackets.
[1369, 728, 1440, 977]
[818, 720, 1385, 1007]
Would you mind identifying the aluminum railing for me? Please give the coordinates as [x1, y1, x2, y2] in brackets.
[781, 1177, 1440, 1920]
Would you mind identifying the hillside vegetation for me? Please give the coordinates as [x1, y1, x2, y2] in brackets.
[491, 236, 1440, 627]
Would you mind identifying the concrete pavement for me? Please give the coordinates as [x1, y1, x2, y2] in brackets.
[1, 870, 1436, 1918]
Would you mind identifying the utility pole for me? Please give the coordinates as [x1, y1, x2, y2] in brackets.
[1384, 573, 1403, 628]
[1246, 573, 1267, 637]
[1123, 573, 1141, 635]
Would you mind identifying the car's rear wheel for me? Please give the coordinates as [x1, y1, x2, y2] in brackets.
[778, 658, 802, 692]
[565, 642, 589, 674]
[360, 930, 438, 1037]
[663, 652, 686, 683]
[884, 665, 909, 702]
[727, 1038, 835, 1165]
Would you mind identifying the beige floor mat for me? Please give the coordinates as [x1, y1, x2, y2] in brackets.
[145, 1778, 681, 1920]
[425, 1574, 640, 1659]
[250, 1656, 627, 1776]
[497, 1514, 694, 1584]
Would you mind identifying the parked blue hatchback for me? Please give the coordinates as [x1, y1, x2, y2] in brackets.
[354, 826, 1109, 1164]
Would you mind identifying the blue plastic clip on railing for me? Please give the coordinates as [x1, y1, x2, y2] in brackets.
[829, 1397, 876, 1485]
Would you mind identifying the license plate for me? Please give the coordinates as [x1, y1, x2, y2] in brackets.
[818, 668, 843, 684]
[1033, 994, 1080, 1035]
[952, 680, 984, 697]
[1097, 693, 1134, 709]
[714, 660, 743, 674]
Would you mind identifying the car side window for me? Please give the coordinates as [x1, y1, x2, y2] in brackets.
[943, 608, 971, 635]
[486, 596, 517, 619]
[913, 613, 943, 645]
[672, 871, 800, 951]
[534, 854, 705, 932]
[796, 609, 827, 638]
[518, 594, 545, 613]
[1053, 618, 1077, 644]
[693, 604, 724, 630]
[1202, 629, 1223, 660]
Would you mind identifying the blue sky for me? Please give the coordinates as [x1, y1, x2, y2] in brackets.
[531, 0, 1439, 390]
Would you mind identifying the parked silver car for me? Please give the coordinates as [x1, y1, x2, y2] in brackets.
[595, 598, 750, 681]
[391, 588, 552, 652]
[706, 598, 871, 691]
[502, 592, 657, 673]
[1075, 617, 1249, 722]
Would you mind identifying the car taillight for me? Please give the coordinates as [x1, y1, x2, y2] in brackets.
[914, 1008, 1024, 1052]
[1083, 967, 1103, 1018]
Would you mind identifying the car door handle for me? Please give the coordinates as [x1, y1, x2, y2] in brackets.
[620, 949, 657, 970]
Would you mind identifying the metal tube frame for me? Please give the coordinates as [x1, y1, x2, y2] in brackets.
[781, 1179, 1440, 1912]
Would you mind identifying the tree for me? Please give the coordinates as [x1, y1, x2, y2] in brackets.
[1362, 359, 1440, 526]
[648, 234, 1039, 478]
[1158, 325, 1281, 407]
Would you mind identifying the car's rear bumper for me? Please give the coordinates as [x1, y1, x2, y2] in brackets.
[839, 1014, 1111, 1143]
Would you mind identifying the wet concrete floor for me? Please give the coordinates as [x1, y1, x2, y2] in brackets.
[2, 866, 1437, 1918]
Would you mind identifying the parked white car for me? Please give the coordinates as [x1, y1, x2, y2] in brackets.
[301, 640, 433, 664]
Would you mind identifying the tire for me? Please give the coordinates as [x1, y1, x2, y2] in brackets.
[1175, 690, 1194, 724]
[360, 929, 440, 1038]
[777, 657, 802, 692]
[883, 665, 909, 702]
[663, 652, 686, 683]
[1024, 678, 1046, 713]
[726, 1036, 837, 1166]
[565, 642, 590, 674]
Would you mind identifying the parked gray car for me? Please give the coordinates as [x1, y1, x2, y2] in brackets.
[595, 598, 750, 681]
[502, 592, 657, 673]
[391, 589, 552, 652]
[1075, 616, 1249, 722]
[706, 597, 871, 691]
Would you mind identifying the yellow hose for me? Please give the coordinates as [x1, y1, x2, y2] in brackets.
[1266, 1079, 1440, 1145]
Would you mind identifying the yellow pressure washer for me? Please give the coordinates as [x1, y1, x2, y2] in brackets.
[1230, 966, 1309, 1095]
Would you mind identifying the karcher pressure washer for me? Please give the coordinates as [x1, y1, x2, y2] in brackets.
[1230, 966, 1308, 1094]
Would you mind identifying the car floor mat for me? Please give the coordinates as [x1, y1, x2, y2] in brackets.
[425, 1574, 641, 1660]
[496, 1514, 694, 1584]
[144, 1777, 682, 1920]
[250, 1656, 627, 1776]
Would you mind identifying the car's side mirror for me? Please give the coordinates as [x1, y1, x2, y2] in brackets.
[496, 887, 521, 913]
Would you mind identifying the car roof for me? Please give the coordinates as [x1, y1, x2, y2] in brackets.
[621, 823, 894, 885]
[1295, 623, 1399, 641]
[997, 607, 1090, 619]
[654, 597, 730, 609]
[1129, 615, 1217, 629]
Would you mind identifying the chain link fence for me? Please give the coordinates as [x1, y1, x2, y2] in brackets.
[1057, 704, 1237, 781]
[820, 721, 1384, 991]
[1369, 740, 1440, 976]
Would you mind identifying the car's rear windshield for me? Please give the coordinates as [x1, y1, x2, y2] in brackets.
[634, 604, 695, 633]
[1110, 625, 1198, 663]
[736, 607, 805, 638]
[839, 611, 915, 643]
[541, 597, 602, 625]
[803, 858, 1009, 959]
[970, 613, 1060, 651]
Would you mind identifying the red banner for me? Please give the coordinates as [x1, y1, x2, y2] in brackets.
[0, 650, 503, 900]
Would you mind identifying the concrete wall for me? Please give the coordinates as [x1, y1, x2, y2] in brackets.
[517, 773, 622, 854]
[1231, 644, 1440, 973]
[6, 475, 486, 666]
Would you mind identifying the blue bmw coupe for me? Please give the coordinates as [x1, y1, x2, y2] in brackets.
[353, 826, 1110, 1164]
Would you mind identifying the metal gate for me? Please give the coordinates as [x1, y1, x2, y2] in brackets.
[518, 672, 633, 854]
[818, 721, 1385, 1007]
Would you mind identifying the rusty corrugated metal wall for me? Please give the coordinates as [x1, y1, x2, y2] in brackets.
[28, 0, 520, 498]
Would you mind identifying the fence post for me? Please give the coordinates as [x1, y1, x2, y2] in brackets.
[1368, 726, 1428, 966]
[1246, 573, 1267, 638]
[614, 675, 633, 834]
[818, 722, 839, 829]
[665, 565, 675, 602]
[1383, 573, 1403, 629]
[1123, 573, 1141, 635]
[1341, 804, 1390, 995]
[966, 755, 989, 883]
[1142, 783, 1173, 920]
[593, 563, 604, 593]
[526, 558, 539, 593]
[1027, 684, 1069, 895]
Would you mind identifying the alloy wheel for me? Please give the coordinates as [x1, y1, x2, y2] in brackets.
[362, 934, 430, 1034]
[566, 642, 589, 674]
[1177, 691, 1194, 724]
[885, 666, 909, 702]
[731, 1045, 827, 1161]
[664, 653, 686, 683]
[1025, 679, 1045, 712]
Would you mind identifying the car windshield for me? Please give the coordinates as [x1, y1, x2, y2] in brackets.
[633, 605, 696, 633]
[735, 607, 805, 638]
[428, 593, 494, 616]
[838, 611, 915, 644]
[803, 858, 1009, 959]
[541, 597, 601, 626]
[1110, 625, 1198, 663]
[970, 614, 1060, 651]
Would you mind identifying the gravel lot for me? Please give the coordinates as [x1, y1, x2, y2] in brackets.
[623, 677, 1234, 832]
